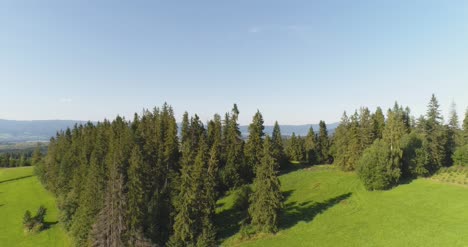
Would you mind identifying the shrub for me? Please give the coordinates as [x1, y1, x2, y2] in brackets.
[357, 139, 401, 190]
[23, 210, 34, 231]
[400, 132, 430, 177]
[23, 205, 47, 233]
[453, 145, 468, 166]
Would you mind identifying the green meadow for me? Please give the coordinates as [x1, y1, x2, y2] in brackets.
[0, 167, 71, 247]
[3, 165, 468, 246]
[217, 165, 468, 247]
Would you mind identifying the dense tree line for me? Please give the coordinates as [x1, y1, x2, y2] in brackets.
[332, 94, 468, 190]
[0, 147, 42, 167]
[36, 104, 285, 246]
[34, 94, 468, 245]
[284, 121, 331, 166]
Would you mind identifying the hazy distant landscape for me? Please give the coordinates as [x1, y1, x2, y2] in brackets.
[0, 119, 338, 143]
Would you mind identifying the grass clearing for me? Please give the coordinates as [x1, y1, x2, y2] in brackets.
[0, 167, 71, 247]
[217, 165, 468, 246]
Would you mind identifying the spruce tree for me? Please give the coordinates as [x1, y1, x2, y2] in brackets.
[446, 102, 461, 166]
[333, 112, 352, 170]
[127, 147, 145, 241]
[316, 121, 330, 164]
[359, 107, 375, 149]
[244, 110, 265, 181]
[221, 104, 245, 188]
[463, 109, 468, 145]
[304, 127, 317, 165]
[248, 136, 282, 233]
[424, 94, 447, 171]
[372, 107, 385, 139]
[271, 121, 286, 167]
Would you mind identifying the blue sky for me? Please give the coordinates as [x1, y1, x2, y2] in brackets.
[1, 1, 468, 125]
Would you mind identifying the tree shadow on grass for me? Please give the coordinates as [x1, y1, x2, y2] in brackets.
[0, 175, 34, 184]
[280, 192, 352, 230]
[279, 162, 310, 176]
[215, 190, 295, 242]
[43, 221, 59, 230]
[215, 203, 248, 241]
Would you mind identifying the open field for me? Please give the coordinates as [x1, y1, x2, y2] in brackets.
[217, 165, 468, 247]
[0, 167, 71, 247]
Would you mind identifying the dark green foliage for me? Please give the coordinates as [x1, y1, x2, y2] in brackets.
[304, 127, 317, 165]
[334, 109, 379, 171]
[372, 107, 385, 139]
[244, 110, 265, 182]
[453, 145, 468, 166]
[333, 112, 352, 170]
[169, 138, 216, 247]
[127, 147, 145, 239]
[23, 210, 33, 231]
[446, 102, 461, 166]
[357, 140, 401, 190]
[400, 132, 430, 177]
[316, 121, 331, 164]
[220, 104, 245, 189]
[285, 133, 305, 162]
[23, 206, 47, 233]
[423, 94, 448, 173]
[271, 121, 287, 167]
[463, 109, 468, 145]
[248, 136, 282, 234]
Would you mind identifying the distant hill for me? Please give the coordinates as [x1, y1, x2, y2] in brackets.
[239, 122, 339, 137]
[0, 119, 89, 143]
[0, 119, 339, 143]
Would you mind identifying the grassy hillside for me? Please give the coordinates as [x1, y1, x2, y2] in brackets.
[0, 167, 71, 247]
[217, 165, 468, 247]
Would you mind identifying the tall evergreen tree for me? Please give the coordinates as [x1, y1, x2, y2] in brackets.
[244, 110, 265, 181]
[372, 107, 385, 139]
[271, 121, 286, 167]
[248, 136, 282, 233]
[304, 127, 317, 165]
[423, 94, 447, 171]
[221, 104, 245, 188]
[464, 109, 468, 145]
[359, 107, 375, 149]
[127, 147, 145, 242]
[333, 112, 352, 170]
[316, 121, 330, 164]
[446, 102, 461, 166]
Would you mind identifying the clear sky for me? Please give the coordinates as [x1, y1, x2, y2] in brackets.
[1, 1, 468, 125]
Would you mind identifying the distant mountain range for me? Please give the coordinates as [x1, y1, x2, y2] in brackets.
[0, 119, 339, 143]
[239, 123, 339, 137]
[0, 119, 89, 143]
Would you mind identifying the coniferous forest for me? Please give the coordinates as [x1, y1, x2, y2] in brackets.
[33, 94, 468, 246]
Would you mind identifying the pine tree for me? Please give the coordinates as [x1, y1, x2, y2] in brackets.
[91, 165, 127, 247]
[169, 139, 211, 247]
[463, 109, 468, 145]
[316, 121, 330, 164]
[446, 102, 461, 166]
[221, 104, 245, 188]
[359, 107, 375, 149]
[333, 112, 352, 170]
[127, 147, 145, 241]
[372, 107, 385, 139]
[424, 94, 447, 171]
[244, 110, 265, 181]
[304, 127, 317, 165]
[248, 136, 282, 233]
[347, 112, 361, 169]
[271, 121, 286, 167]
